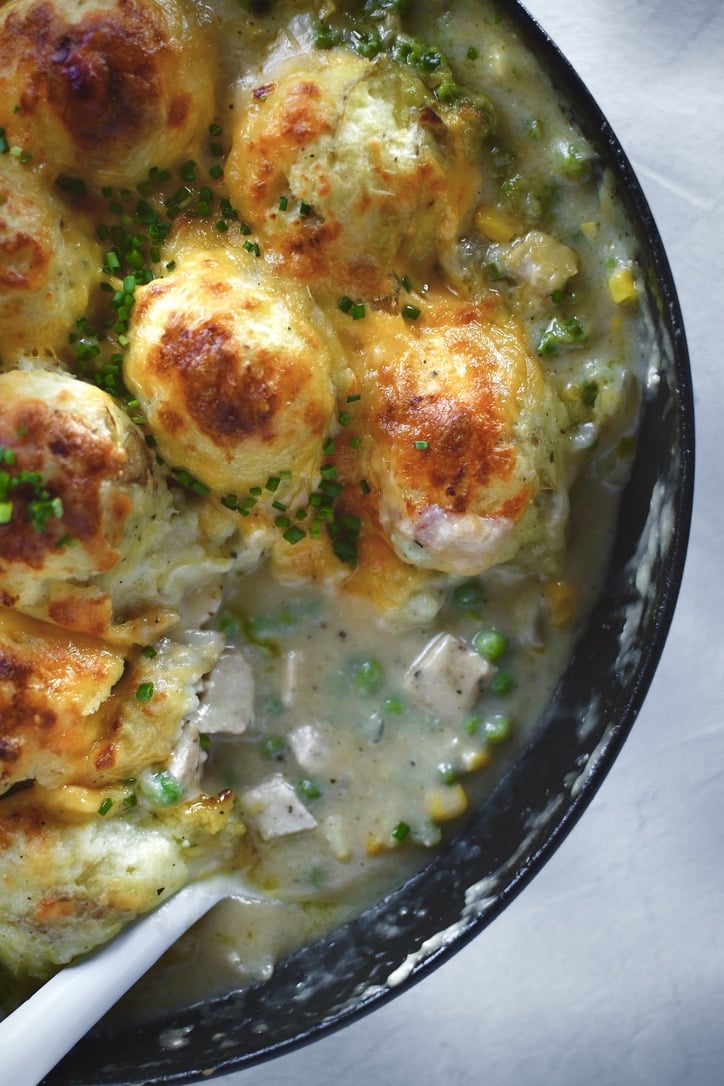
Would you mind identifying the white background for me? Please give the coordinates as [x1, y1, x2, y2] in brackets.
[215, 1, 724, 1084]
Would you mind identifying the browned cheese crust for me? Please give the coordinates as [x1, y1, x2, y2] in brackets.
[124, 246, 337, 497]
[0, 369, 150, 595]
[0, 0, 217, 186]
[0, 155, 98, 357]
[226, 49, 482, 300]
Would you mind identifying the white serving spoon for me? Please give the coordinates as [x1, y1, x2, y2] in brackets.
[0, 872, 259, 1086]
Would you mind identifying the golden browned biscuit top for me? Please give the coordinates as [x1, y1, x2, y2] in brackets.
[0, 0, 216, 185]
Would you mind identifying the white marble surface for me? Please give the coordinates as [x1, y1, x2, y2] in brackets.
[211, 3, 723, 1084]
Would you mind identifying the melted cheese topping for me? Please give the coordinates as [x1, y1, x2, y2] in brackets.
[124, 245, 337, 498]
[0, 607, 224, 795]
[0, 0, 217, 186]
[0, 156, 98, 357]
[355, 294, 570, 575]
[226, 49, 482, 299]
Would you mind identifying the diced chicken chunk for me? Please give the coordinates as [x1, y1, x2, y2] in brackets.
[491, 230, 578, 302]
[166, 722, 204, 798]
[200, 649, 255, 735]
[403, 633, 495, 717]
[289, 724, 329, 773]
[240, 774, 317, 842]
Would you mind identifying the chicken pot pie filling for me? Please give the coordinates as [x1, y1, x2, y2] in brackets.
[0, 0, 646, 1009]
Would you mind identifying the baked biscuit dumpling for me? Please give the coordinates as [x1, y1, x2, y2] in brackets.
[0, 367, 224, 641]
[350, 296, 572, 577]
[0, 608, 223, 796]
[0, 789, 245, 986]
[226, 50, 482, 299]
[0, 155, 98, 358]
[0, 0, 217, 187]
[124, 246, 337, 502]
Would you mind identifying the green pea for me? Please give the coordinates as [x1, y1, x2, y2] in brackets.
[473, 628, 507, 662]
[143, 771, 183, 807]
[297, 778, 322, 800]
[484, 715, 511, 744]
[490, 669, 515, 695]
[355, 658, 383, 695]
[464, 714, 483, 736]
[452, 580, 484, 609]
[384, 695, 404, 716]
[262, 735, 287, 760]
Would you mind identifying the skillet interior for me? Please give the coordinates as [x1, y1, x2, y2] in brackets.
[45, 2, 694, 1082]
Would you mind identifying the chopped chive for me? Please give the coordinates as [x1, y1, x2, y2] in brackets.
[414, 440, 429, 450]
[346, 393, 361, 403]
[349, 436, 362, 449]
[283, 525, 306, 545]
[278, 195, 288, 211]
[272, 500, 288, 511]
[338, 412, 351, 427]
[351, 303, 365, 320]
[338, 295, 353, 313]
[141, 645, 157, 659]
[135, 681, 154, 702]
[392, 821, 410, 841]
[402, 304, 421, 321]
[98, 798, 114, 816]
[359, 479, 371, 494]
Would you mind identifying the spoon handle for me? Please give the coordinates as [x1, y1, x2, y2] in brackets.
[0, 875, 238, 1086]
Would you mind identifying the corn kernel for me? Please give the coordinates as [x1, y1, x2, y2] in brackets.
[474, 205, 522, 243]
[425, 783, 468, 823]
[545, 579, 578, 629]
[608, 266, 638, 305]
[580, 220, 599, 241]
[365, 832, 387, 857]
[461, 748, 493, 772]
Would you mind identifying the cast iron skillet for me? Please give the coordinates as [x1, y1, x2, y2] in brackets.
[45, 2, 695, 1082]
